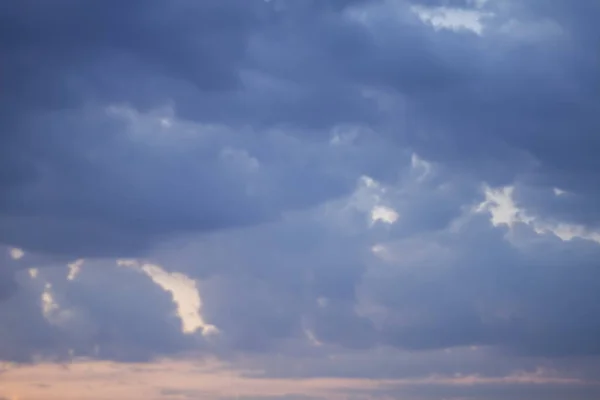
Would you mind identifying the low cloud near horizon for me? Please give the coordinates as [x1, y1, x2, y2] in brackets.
[1, 1, 600, 399]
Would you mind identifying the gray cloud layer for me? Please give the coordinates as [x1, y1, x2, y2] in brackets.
[2, 0, 599, 251]
[2, 1, 600, 398]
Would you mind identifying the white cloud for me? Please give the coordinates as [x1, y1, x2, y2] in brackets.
[478, 185, 600, 244]
[41, 283, 59, 317]
[411, 5, 492, 35]
[370, 205, 399, 225]
[40, 283, 73, 328]
[477, 185, 520, 227]
[8, 248, 24, 260]
[67, 259, 84, 281]
[553, 187, 567, 196]
[121, 261, 219, 337]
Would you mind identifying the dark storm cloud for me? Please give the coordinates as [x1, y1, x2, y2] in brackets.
[397, 0, 600, 214]
[0, 0, 269, 256]
[252, 0, 600, 225]
[0, 250, 23, 301]
[0, 0, 261, 108]
[0, 0, 396, 256]
[370, 213, 600, 357]
[1, 0, 599, 257]
[0, 268, 17, 302]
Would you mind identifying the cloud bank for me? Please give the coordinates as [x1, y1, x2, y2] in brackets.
[1, 0, 600, 399]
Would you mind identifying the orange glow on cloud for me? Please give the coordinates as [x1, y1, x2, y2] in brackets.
[1, 358, 596, 400]
[1, 359, 386, 400]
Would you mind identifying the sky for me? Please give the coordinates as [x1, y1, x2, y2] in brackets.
[1, 0, 600, 399]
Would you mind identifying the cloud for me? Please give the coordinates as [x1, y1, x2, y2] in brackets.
[2, 0, 598, 256]
[0, 252, 215, 362]
[123, 260, 219, 337]
[1, 1, 600, 398]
